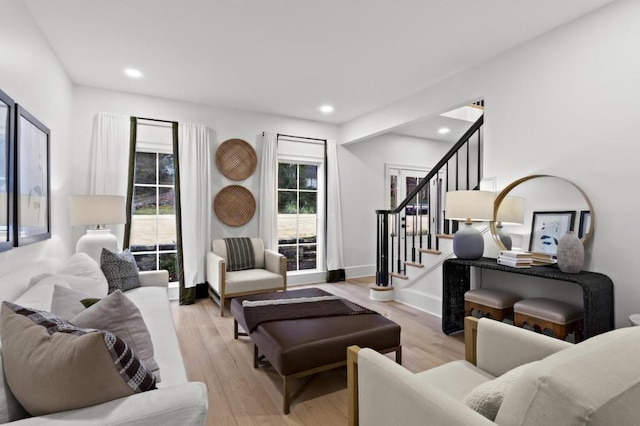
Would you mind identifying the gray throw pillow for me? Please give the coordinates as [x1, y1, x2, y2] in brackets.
[100, 248, 141, 293]
[70, 290, 161, 382]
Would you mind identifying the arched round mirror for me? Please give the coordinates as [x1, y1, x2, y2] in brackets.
[490, 175, 594, 253]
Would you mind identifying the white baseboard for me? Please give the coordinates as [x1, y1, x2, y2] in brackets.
[345, 264, 376, 279]
[394, 288, 442, 318]
[168, 282, 179, 301]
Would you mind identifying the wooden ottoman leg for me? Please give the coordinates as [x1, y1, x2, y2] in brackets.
[395, 345, 402, 364]
[283, 376, 291, 414]
[253, 344, 259, 369]
[234, 319, 239, 340]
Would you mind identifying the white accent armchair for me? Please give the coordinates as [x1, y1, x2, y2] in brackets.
[206, 238, 287, 316]
[348, 317, 640, 425]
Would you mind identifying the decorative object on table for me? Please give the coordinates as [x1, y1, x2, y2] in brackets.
[445, 190, 496, 260]
[216, 138, 257, 181]
[497, 250, 532, 268]
[15, 105, 51, 246]
[530, 252, 557, 266]
[557, 231, 584, 273]
[578, 210, 591, 239]
[69, 195, 126, 263]
[213, 185, 256, 226]
[495, 196, 524, 250]
[528, 210, 575, 256]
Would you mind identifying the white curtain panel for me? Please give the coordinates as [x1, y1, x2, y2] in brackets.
[326, 140, 345, 271]
[178, 123, 212, 288]
[88, 113, 130, 244]
[259, 132, 278, 250]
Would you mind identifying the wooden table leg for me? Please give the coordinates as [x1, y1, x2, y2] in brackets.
[283, 376, 291, 414]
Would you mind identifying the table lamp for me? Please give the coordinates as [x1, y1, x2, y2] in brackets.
[69, 195, 126, 263]
[445, 190, 495, 260]
[495, 196, 524, 250]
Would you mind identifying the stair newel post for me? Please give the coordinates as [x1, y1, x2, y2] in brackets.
[376, 210, 391, 286]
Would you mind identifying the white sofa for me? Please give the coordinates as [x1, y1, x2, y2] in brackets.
[0, 256, 208, 425]
[348, 317, 640, 425]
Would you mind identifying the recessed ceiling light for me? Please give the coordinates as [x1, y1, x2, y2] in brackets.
[124, 68, 143, 78]
[438, 127, 451, 134]
[320, 105, 334, 113]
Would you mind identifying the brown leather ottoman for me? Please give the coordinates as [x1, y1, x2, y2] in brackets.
[231, 288, 401, 414]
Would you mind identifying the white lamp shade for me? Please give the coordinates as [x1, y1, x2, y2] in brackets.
[69, 195, 126, 226]
[445, 190, 495, 222]
[497, 196, 524, 224]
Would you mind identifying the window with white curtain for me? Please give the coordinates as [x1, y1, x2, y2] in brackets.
[277, 136, 325, 273]
[129, 121, 178, 282]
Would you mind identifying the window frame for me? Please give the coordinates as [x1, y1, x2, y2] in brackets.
[130, 147, 178, 283]
[277, 154, 325, 275]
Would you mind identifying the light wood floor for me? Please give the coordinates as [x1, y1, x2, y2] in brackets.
[170, 278, 464, 425]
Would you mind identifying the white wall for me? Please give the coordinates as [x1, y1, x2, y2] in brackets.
[71, 86, 339, 274]
[0, 0, 74, 275]
[340, 133, 453, 275]
[340, 0, 640, 327]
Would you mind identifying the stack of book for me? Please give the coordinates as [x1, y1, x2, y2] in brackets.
[530, 252, 557, 266]
[497, 250, 533, 268]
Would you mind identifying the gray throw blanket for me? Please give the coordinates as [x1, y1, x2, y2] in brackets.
[242, 296, 376, 333]
[224, 237, 255, 271]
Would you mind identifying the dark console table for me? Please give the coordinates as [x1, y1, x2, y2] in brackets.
[442, 257, 614, 338]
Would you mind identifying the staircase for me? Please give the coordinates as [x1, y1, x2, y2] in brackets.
[374, 113, 484, 314]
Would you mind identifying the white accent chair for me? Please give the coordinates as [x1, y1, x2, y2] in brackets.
[206, 238, 287, 316]
[348, 317, 640, 425]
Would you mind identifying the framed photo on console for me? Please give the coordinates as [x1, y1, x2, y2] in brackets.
[15, 105, 50, 246]
[578, 210, 591, 239]
[528, 210, 575, 256]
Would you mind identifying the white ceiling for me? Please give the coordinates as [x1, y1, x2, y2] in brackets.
[23, 0, 614, 125]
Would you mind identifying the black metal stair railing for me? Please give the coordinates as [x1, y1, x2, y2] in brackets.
[375, 114, 484, 286]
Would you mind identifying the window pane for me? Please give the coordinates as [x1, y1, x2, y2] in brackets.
[299, 192, 316, 214]
[159, 187, 175, 215]
[278, 190, 297, 214]
[299, 165, 317, 190]
[159, 252, 178, 282]
[133, 186, 156, 215]
[158, 154, 174, 185]
[299, 245, 316, 270]
[133, 253, 156, 271]
[278, 163, 297, 189]
[277, 215, 297, 243]
[299, 213, 316, 243]
[129, 216, 158, 249]
[279, 246, 298, 271]
[135, 152, 156, 185]
[390, 175, 397, 209]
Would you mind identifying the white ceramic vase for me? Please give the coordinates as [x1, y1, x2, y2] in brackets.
[557, 231, 584, 273]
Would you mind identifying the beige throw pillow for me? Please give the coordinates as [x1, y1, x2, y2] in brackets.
[463, 362, 537, 420]
[70, 290, 161, 381]
[0, 302, 156, 417]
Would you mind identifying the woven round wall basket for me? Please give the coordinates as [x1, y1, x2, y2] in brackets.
[213, 185, 256, 227]
[216, 138, 257, 181]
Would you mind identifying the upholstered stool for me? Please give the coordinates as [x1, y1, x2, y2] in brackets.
[514, 297, 583, 342]
[464, 288, 522, 321]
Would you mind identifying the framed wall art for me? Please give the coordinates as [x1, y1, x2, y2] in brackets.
[528, 210, 575, 256]
[15, 105, 50, 246]
[0, 89, 14, 252]
[578, 210, 591, 239]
